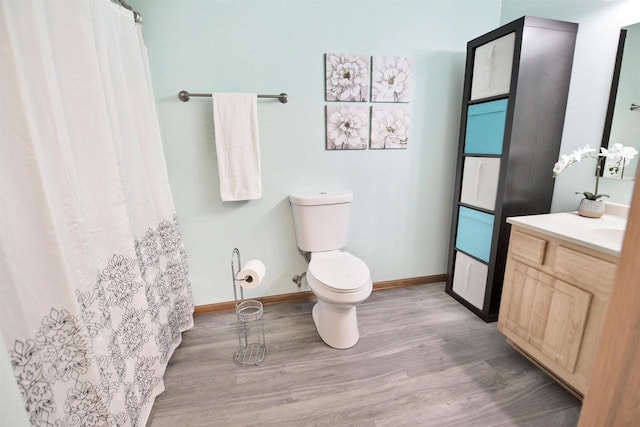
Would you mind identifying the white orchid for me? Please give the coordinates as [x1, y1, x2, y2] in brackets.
[575, 145, 596, 160]
[552, 145, 597, 177]
[552, 143, 638, 200]
[600, 143, 639, 177]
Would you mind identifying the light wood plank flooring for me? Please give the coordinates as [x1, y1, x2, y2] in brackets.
[148, 283, 581, 426]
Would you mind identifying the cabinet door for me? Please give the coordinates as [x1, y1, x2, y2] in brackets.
[460, 157, 501, 211]
[452, 251, 487, 309]
[470, 32, 516, 101]
[455, 206, 494, 262]
[500, 260, 592, 373]
[464, 99, 508, 155]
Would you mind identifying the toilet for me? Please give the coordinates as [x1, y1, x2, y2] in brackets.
[289, 190, 372, 349]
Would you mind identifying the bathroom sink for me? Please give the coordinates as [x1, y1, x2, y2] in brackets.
[507, 212, 628, 257]
[587, 227, 626, 247]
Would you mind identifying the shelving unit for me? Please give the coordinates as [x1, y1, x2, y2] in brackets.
[445, 16, 578, 322]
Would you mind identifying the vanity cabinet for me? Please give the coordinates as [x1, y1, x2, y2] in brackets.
[497, 225, 619, 397]
[446, 16, 578, 321]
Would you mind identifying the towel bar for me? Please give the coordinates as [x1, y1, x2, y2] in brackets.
[178, 90, 288, 103]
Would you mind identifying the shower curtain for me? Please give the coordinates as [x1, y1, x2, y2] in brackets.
[0, 1, 193, 426]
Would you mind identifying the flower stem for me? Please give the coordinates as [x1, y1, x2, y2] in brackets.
[595, 157, 602, 196]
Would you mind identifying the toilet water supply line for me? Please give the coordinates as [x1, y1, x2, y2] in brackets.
[292, 272, 306, 288]
[292, 251, 311, 287]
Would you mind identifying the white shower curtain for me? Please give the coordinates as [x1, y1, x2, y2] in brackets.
[0, 1, 193, 426]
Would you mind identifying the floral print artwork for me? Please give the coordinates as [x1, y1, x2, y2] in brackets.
[371, 56, 412, 103]
[326, 105, 369, 150]
[370, 105, 411, 149]
[325, 53, 370, 102]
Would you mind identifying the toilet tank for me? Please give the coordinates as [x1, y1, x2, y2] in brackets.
[289, 190, 353, 252]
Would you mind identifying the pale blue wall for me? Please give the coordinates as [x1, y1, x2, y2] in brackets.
[129, 0, 640, 306]
[131, 0, 503, 305]
[501, 0, 640, 211]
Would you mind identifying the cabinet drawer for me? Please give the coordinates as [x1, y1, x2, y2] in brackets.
[452, 251, 488, 309]
[471, 32, 516, 101]
[460, 157, 500, 211]
[554, 246, 617, 292]
[456, 206, 494, 262]
[510, 230, 547, 266]
[464, 99, 508, 155]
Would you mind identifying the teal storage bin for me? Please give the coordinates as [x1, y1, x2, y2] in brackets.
[464, 99, 508, 155]
[455, 206, 494, 262]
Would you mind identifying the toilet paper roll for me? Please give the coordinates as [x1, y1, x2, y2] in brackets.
[236, 259, 266, 289]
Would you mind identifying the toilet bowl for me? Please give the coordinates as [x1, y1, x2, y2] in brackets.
[307, 251, 372, 349]
[289, 190, 372, 349]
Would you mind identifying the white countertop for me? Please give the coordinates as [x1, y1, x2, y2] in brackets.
[507, 212, 627, 257]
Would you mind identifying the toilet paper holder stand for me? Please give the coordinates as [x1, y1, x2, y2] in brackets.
[231, 247, 268, 366]
[232, 247, 250, 303]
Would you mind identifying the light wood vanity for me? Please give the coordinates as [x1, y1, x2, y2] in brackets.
[497, 212, 626, 398]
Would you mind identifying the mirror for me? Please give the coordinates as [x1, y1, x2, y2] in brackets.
[600, 22, 640, 180]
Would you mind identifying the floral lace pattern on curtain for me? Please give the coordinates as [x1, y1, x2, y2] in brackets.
[9, 215, 193, 427]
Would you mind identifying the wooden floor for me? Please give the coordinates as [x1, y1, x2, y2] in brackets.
[148, 283, 581, 426]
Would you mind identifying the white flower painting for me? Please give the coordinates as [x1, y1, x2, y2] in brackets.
[371, 56, 412, 103]
[325, 53, 370, 102]
[370, 105, 410, 149]
[326, 105, 369, 150]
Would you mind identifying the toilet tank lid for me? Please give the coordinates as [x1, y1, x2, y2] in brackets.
[289, 190, 353, 206]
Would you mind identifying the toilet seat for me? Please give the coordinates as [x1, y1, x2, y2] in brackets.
[308, 251, 370, 293]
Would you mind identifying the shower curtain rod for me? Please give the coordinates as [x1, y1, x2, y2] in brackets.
[178, 90, 289, 104]
[115, 0, 142, 23]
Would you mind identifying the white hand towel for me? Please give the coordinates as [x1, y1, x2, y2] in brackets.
[212, 93, 262, 201]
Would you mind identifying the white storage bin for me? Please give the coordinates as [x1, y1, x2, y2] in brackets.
[470, 32, 516, 100]
[460, 157, 501, 211]
[452, 251, 488, 309]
